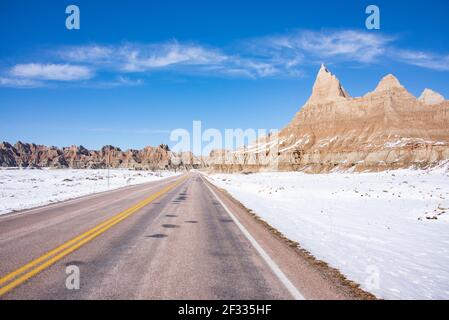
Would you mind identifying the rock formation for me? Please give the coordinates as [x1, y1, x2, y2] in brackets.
[419, 88, 445, 105]
[210, 65, 449, 173]
[0, 142, 204, 171]
[307, 64, 350, 103]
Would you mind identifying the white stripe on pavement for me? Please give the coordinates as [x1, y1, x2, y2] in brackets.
[200, 174, 306, 300]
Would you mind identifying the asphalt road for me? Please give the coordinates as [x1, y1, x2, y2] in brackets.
[0, 172, 361, 300]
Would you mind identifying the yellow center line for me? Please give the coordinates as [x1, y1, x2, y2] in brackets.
[0, 174, 188, 297]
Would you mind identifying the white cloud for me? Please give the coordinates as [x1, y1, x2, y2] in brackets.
[60, 45, 113, 63]
[54, 33, 392, 79]
[391, 49, 449, 71]
[252, 30, 449, 72]
[2, 30, 449, 89]
[0, 77, 42, 88]
[10, 63, 93, 81]
[119, 42, 228, 72]
[116, 76, 144, 86]
[86, 76, 144, 89]
[300, 30, 390, 62]
[234, 59, 280, 78]
[58, 42, 228, 73]
[58, 42, 286, 78]
[250, 30, 392, 64]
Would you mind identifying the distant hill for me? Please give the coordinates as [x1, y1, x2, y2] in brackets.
[0, 141, 203, 170]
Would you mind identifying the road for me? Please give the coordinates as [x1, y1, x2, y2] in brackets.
[0, 172, 362, 300]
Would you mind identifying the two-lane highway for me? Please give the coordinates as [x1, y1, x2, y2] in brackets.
[0, 172, 363, 300]
[0, 173, 299, 299]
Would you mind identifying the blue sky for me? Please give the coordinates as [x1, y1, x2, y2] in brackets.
[1, 0, 448, 150]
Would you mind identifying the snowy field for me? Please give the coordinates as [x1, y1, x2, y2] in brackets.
[207, 166, 449, 299]
[0, 168, 180, 215]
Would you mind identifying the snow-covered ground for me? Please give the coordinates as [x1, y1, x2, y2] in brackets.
[0, 168, 180, 215]
[207, 166, 449, 299]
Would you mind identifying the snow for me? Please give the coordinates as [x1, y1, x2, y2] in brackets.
[384, 137, 446, 148]
[279, 135, 310, 153]
[0, 168, 180, 215]
[237, 139, 282, 155]
[206, 167, 449, 299]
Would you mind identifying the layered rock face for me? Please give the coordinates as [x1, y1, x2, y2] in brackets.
[211, 65, 449, 173]
[0, 142, 204, 170]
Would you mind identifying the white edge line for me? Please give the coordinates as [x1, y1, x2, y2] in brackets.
[200, 174, 305, 300]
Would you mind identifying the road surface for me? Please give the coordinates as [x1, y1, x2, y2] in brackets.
[0, 172, 362, 299]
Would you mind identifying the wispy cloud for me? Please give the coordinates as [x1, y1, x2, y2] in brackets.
[116, 76, 144, 86]
[390, 49, 449, 71]
[60, 45, 114, 63]
[10, 63, 93, 81]
[0, 77, 42, 88]
[119, 42, 228, 72]
[58, 41, 290, 79]
[297, 30, 391, 62]
[246, 30, 393, 66]
[59, 42, 227, 71]
[1, 29, 448, 89]
[80, 76, 144, 89]
[248, 30, 449, 72]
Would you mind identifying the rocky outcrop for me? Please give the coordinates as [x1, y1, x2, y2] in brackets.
[210, 65, 449, 173]
[0, 142, 205, 170]
[419, 88, 445, 105]
[308, 64, 350, 103]
[10, 141, 68, 168]
[373, 74, 404, 92]
[0, 142, 18, 167]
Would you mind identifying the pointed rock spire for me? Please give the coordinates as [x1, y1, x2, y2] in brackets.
[374, 74, 403, 92]
[308, 64, 350, 104]
[419, 88, 445, 105]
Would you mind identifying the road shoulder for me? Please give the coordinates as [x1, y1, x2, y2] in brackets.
[202, 174, 377, 300]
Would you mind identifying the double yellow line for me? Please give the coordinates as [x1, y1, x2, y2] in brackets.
[0, 175, 188, 297]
